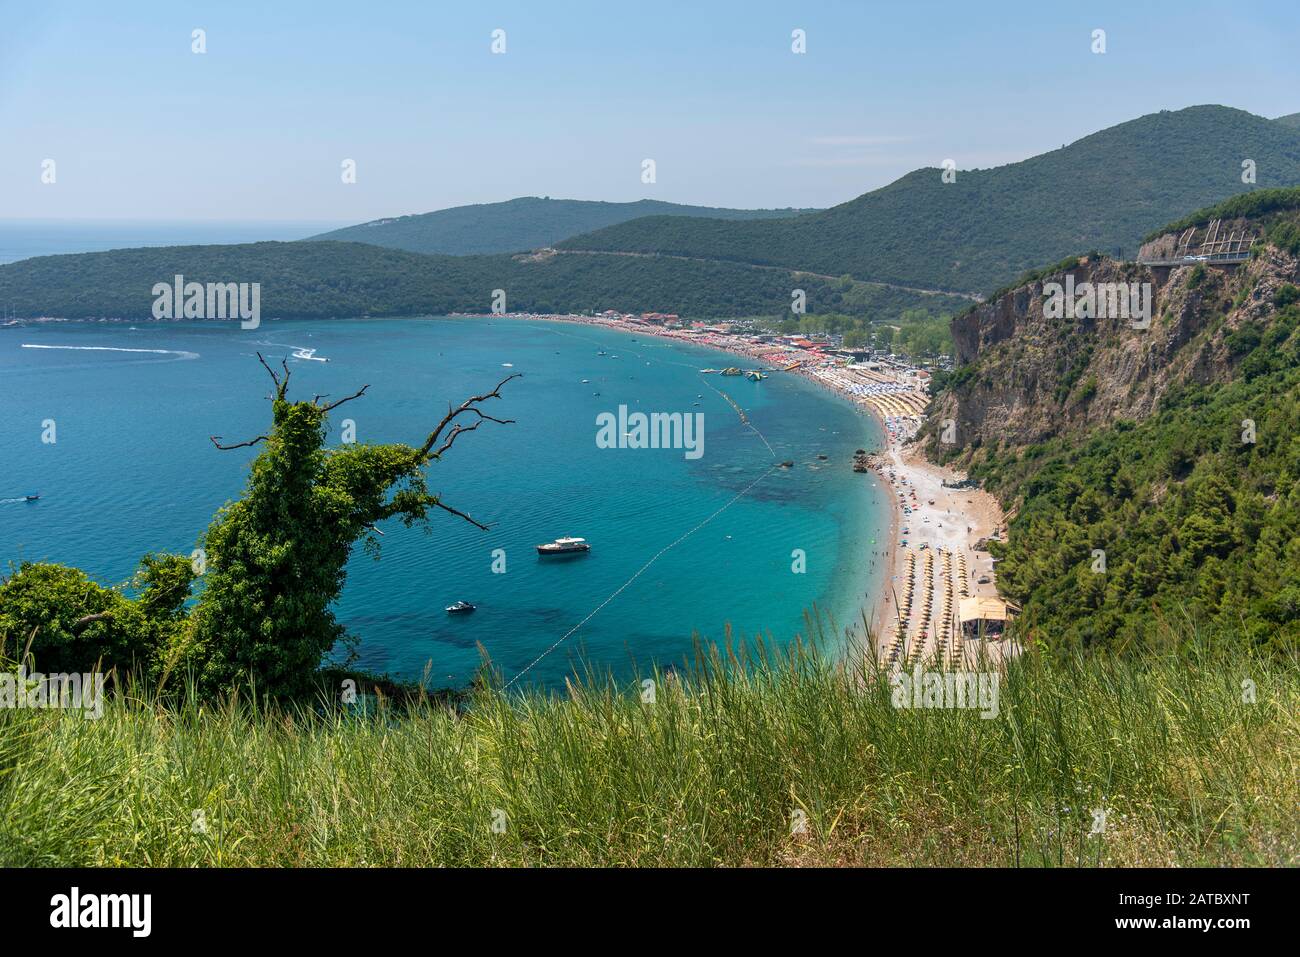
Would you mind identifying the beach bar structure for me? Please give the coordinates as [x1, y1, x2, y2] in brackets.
[958, 596, 1018, 641]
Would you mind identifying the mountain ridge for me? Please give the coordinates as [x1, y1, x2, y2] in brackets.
[558, 106, 1300, 296]
[308, 196, 817, 256]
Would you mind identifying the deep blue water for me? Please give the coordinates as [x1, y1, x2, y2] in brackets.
[0, 318, 890, 689]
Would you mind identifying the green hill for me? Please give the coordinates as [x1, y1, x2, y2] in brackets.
[19, 105, 1300, 323]
[559, 106, 1300, 295]
[308, 196, 816, 256]
[0, 241, 967, 322]
[1274, 112, 1300, 130]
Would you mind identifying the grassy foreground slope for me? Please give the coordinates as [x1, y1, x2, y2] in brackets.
[0, 634, 1294, 867]
[0, 240, 967, 322]
[310, 196, 817, 256]
[560, 106, 1300, 294]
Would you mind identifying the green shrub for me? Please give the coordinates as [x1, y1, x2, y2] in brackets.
[0, 556, 191, 675]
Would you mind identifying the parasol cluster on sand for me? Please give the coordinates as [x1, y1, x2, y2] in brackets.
[883, 550, 917, 666]
[934, 550, 964, 669]
[905, 551, 937, 667]
[882, 545, 968, 670]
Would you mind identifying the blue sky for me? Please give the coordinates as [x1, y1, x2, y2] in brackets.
[3, 0, 1298, 222]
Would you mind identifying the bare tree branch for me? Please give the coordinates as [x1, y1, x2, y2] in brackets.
[257, 352, 280, 389]
[431, 422, 477, 460]
[430, 497, 491, 531]
[210, 434, 269, 450]
[255, 351, 291, 399]
[430, 407, 515, 459]
[418, 373, 521, 458]
[463, 407, 515, 427]
[319, 384, 370, 412]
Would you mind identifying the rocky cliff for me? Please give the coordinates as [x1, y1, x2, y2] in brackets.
[928, 226, 1300, 461]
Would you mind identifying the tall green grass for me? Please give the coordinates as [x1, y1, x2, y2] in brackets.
[0, 628, 1294, 867]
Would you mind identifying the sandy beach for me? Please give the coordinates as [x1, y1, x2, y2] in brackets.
[864, 430, 1008, 669]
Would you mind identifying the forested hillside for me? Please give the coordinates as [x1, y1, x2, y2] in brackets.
[310, 196, 815, 255]
[0, 240, 966, 321]
[560, 106, 1300, 294]
[925, 191, 1300, 650]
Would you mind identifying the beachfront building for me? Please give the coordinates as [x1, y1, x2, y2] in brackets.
[958, 596, 1018, 641]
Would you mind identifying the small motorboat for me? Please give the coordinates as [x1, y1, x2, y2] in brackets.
[536, 536, 590, 556]
[24, 494, 39, 502]
[445, 600, 476, 614]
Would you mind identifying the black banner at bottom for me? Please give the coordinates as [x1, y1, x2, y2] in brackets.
[0, 866, 1280, 943]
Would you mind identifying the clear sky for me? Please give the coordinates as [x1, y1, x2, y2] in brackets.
[3, 0, 1298, 222]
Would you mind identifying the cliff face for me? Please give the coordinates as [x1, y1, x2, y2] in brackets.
[929, 241, 1299, 458]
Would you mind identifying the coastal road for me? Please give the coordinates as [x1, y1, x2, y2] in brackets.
[545, 247, 985, 302]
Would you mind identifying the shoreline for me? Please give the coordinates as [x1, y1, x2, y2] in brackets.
[493, 312, 889, 650]
[865, 436, 1007, 665]
[470, 311, 1005, 669]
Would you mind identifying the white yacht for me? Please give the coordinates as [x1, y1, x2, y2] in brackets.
[536, 536, 590, 556]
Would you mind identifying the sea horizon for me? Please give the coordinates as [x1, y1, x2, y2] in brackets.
[0, 219, 351, 267]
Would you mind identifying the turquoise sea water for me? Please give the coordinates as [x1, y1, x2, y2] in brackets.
[0, 318, 890, 689]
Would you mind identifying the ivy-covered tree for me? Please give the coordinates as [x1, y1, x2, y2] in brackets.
[180, 356, 518, 697]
